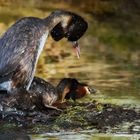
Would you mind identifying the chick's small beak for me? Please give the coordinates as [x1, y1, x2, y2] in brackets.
[72, 41, 80, 59]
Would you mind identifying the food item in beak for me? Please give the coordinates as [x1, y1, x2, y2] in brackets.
[72, 41, 80, 59]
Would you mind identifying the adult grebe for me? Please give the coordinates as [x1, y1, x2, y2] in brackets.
[16, 77, 93, 110]
[1, 77, 94, 111]
[0, 10, 88, 93]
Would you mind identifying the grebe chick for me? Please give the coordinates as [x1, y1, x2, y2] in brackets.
[0, 10, 88, 93]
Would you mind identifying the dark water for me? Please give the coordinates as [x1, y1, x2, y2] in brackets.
[0, 1, 140, 139]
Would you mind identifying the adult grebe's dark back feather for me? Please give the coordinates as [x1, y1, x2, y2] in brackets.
[0, 10, 88, 92]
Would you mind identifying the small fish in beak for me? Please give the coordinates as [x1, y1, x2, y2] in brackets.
[72, 41, 80, 59]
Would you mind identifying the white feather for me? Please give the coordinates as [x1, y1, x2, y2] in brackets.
[0, 81, 12, 91]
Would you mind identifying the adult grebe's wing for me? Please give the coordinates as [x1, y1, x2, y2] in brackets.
[0, 17, 44, 77]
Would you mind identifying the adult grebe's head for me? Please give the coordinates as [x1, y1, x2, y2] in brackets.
[50, 10, 88, 58]
[65, 78, 91, 101]
[57, 78, 92, 102]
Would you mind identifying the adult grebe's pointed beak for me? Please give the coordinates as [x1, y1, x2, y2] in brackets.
[72, 41, 80, 59]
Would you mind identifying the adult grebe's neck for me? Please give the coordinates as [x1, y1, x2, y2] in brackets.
[43, 10, 71, 31]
